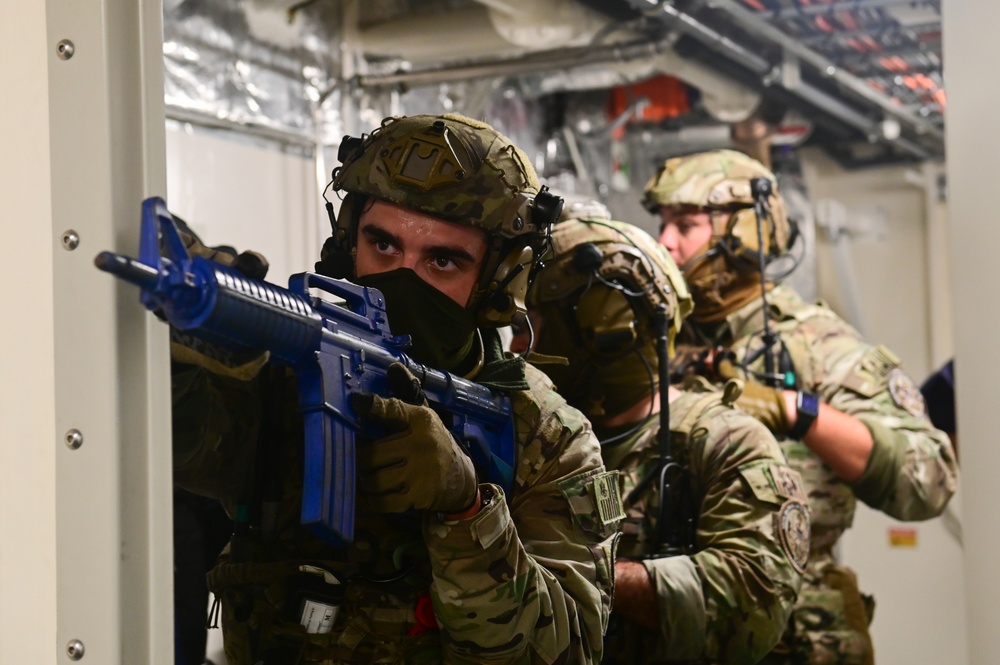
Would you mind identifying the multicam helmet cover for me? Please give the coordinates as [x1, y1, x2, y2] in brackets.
[642, 149, 793, 257]
[531, 218, 691, 342]
[526, 217, 691, 418]
[324, 113, 562, 327]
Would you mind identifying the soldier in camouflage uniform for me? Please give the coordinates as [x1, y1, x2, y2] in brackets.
[512, 210, 808, 664]
[172, 114, 622, 664]
[644, 149, 959, 665]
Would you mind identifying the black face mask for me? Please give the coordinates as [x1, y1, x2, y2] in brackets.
[353, 268, 478, 372]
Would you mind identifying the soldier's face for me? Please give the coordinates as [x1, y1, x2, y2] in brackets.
[658, 205, 715, 267]
[355, 199, 489, 306]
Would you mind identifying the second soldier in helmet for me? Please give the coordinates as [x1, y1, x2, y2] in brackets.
[513, 199, 809, 664]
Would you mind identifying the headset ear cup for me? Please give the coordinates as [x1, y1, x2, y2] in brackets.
[476, 245, 535, 327]
[315, 236, 353, 278]
[726, 208, 773, 264]
[316, 193, 364, 278]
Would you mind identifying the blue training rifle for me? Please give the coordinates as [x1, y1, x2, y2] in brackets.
[95, 197, 516, 547]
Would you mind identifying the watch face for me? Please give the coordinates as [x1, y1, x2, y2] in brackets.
[798, 391, 820, 417]
[787, 392, 820, 440]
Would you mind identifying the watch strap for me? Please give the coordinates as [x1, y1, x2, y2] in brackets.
[787, 391, 820, 440]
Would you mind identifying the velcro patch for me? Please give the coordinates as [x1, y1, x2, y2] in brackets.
[863, 345, 900, 379]
[771, 464, 806, 502]
[844, 344, 900, 397]
[590, 471, 625, 526]
[741, 465, 781, 505]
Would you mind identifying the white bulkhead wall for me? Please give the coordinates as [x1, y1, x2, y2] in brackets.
[799, 147, 965, 665]
[2, 0, 173, 663]
[945, 2, 1000, 664]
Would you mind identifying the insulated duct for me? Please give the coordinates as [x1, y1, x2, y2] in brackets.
[358, 0, 611, 63]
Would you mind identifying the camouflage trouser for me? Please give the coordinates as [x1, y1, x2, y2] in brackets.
[760, 566, 875, 665]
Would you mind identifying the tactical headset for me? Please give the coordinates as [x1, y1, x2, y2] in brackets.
[710, 178, 797, 269]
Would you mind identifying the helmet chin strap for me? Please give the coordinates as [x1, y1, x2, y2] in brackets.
[680, 243, 721, 274]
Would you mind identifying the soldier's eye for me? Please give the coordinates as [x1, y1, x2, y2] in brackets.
[433, 256, 456, 270]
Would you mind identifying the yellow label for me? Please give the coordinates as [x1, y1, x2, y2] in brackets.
[888, 527, 918, 548]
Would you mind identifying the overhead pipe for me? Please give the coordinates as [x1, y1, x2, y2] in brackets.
[357, 37, 763, 124]
[356, 38, 670, 88]
[622, 0, 934, 158]
[690, 0, 944, 143]
[166, 106, 316, 149]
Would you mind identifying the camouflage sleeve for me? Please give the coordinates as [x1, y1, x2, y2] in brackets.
[423, 372, 618, 664]
[642, 407, 806, 663]
[795, 318, 958, 520]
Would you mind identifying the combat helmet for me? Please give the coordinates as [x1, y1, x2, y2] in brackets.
[317, 113, 563, 327]
[642, 149, 794, 262]
[526, 217, 691, 419]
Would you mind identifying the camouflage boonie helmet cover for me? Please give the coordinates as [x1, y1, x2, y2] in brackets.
[642, 149, 793, 255]
[529, 218, 692, 345]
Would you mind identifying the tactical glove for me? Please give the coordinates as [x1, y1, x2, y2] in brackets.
[178, 226, 270, 279]
[352, 363, 478, 514]
[717, 358, 790, 435]
[169, 219, 271, 380]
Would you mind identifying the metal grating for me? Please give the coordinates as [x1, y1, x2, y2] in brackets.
[738, 0, 944, 133]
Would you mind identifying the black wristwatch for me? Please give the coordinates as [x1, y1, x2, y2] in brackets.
[787, 391, 820, 440]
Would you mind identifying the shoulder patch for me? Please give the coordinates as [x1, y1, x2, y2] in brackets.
[862, 344, 900, 380]
[775, 500, 810, 574]
[888, 368, 927, 417]
[591, 471, 626, 526]
[843, 344, 900, 397]
[559, 469, 624, 539]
